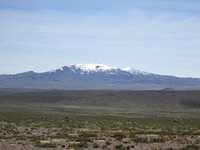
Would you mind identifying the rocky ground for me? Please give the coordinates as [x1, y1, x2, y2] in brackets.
[0, 111, 200, 150]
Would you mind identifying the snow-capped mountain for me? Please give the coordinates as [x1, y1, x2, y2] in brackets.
[0, 64, 200, 91]
[71, 64, 117, 72]
[51, 63, 148, 75]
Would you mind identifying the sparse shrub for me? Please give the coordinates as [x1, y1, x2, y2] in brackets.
[18, 141, 25, 146]
[152, 147, 162, 150]
[76, 133, 96, 143]
[61, 144, 65, 148]
[133, 137, 148, 143]
[150, 137, 165, 143]
[68, 142, 88, 149]
[106, 140, 111, 145]
[129, 132, 136, 138]
[93, 143, 100, 148]
[102, 144, 107, 149]
[15, 136, 26, 140]
[26, 131, 32, 134]
[29, 136, 45, 143]
[126, 145, 130, 149]
[35, 142, 57, 148]
[113, 133, 126, 140]
[115, 144, 125, 150]
[131, 145, 135, 148]
[180, 144, 199, 150]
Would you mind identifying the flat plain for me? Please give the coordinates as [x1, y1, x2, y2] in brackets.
[0, 90, 200, 150]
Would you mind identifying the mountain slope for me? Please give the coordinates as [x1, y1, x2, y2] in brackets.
[0, 64, 200, 90]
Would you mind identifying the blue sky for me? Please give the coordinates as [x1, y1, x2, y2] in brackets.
[0, 0, 200, 77]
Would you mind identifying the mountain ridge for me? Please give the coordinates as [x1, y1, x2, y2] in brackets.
[0, 63, 200, 90]
[49, 64, 150, 76]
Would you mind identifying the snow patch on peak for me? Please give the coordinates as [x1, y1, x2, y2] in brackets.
[122, 67, 149, 75]
[50, 63, 151, 75]
[122, 67, 134, 72]
[72, 63, 117, 72]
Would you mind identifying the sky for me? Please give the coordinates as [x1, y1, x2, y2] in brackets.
[0, 0, 200, 78]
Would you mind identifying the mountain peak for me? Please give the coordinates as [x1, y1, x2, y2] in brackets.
[122, 67, 149, 75]
[122, 67, 134, 72]
[71, 63, 117, 72]
[50, 63, 150, 75]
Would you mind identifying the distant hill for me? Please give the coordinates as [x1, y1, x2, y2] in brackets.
[160, 88, 175, 91]
[0, 63, 200, 90]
